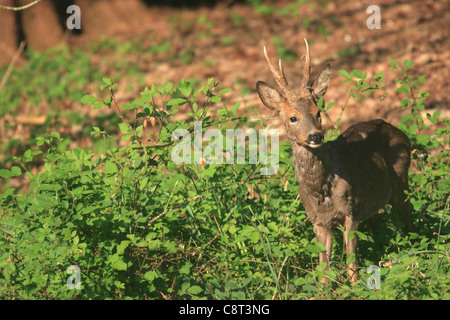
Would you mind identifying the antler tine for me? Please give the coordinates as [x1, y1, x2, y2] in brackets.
[263, 46, 288, 91]
[278, 59, 288, 86]
[301, 38, 311, 88]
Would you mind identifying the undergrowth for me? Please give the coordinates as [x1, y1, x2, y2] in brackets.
[0, 57, 449, 299]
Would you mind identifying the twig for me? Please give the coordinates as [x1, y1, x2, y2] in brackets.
[0, 0, 44, 11]
[321, 109, 336, 130]
[145, 195, 202, 230]
[201, 216, 236, 249]
[272, 256, 288, 300]
[0, 41, 25, 92]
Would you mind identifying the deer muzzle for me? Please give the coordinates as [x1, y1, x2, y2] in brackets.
[306, 132, 324, 148]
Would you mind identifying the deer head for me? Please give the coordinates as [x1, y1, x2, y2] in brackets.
[256, 38, 331, 149]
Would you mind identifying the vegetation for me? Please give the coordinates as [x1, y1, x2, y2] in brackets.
[0, 38, 448, 299]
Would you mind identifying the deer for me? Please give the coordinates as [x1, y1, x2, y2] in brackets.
[256, 38, 414, 283]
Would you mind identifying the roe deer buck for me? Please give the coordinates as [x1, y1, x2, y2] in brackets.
[256, 38, 414, 283]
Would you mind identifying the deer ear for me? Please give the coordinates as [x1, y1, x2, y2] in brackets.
[311, 64, 330, 100]
[256, 81, 284, 111]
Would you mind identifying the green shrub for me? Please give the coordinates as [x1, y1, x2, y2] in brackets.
[0, 60, 448, 299]
[0, 46, 103, 117]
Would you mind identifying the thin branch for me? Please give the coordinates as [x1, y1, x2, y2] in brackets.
[201, 216, 236, 249]
[319, 108, 336, 130]
[144, 195, 202, 231]
[0, 41, 25, 92]
[0, 0, 44, 11]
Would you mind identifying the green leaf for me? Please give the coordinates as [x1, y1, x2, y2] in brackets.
[187, 285, 203, 295]
[324, 269, 338, 280]
[50, 131, 60, 139]
[103, 160, 118, 175]
[117, 240, 130, 254]
[80, 94, 98, 105]
[306, 241, 326, 253]
[33, 193, 58, 209]
[374, 71, 384, 82]
[38, 184, 63, 192]
[36, 137, 46, 146]
[139, 176, 149, 190]
[178, 79, 193, 97]
[179, 262, 193, 275]
[144, 271, 157, 281]
[111, 260, 127, 271]
[141, 87, 156, 103]
[347, 230, 356, 241]
[350, 69, 365, 80]
[325, 102, 335, 111]
[118, 122, 130, 134]
[181, 282, 190, 293]
[354, 230, 368, 241]
[346, 253, 356, 264]
[338, 69, 350, 79]
[93, 101, 103, 110]
[122, 98, 141, 110]
[102, 97, 113, 108]
[210, 95, 221, 103]
[121, 134, 133, 141]
[114, 281, 125, 289]
[0, 166, 21, 178]
[167, 98, 187, 106]
[432, 110, 441, 123]
[316, 261, 327, 272]
[101, 77, 117, 90]
[403, 59, 414, 70]
[218, 88, 232, 95]
[317, 98, 325, 108]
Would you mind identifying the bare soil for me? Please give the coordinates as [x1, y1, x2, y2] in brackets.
[71, 0, 449, 133]
[3, 0, 450, 156]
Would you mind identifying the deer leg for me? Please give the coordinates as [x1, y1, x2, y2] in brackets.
[397, 201, 414, 232]
[392, 195, 414, 233]
[390, 146, 414, 233]
[365, 214, 382, 235]
[344, 216, 359, 283]
[314, 225, 333, 284]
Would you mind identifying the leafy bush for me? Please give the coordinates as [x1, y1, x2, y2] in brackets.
[0, 60, 448, 299]
[0, 46, 103, 117]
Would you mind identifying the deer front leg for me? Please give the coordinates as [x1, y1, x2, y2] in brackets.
[344, 215, 359, 283]
[314, 225, 333, 284]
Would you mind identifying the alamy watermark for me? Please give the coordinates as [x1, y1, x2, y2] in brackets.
[67, 4, 382, 32]
[366, 5, 381, 29]
[366, 265, 381, 289]
[171, 121, 279, 175]
[66, 5, 81, 30]
[66, 265, 81, 290]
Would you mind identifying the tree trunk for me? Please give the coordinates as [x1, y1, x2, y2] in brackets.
[0, 0, 151, 65]
[111, 0, 150, 27]
[0, 0, 19, 66]
[75, 0, 129, 36]
[18, 0, 64, 51]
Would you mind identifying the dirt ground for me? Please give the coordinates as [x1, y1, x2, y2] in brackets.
[3, 0, 450, 152]
[68, 0, 450, 132]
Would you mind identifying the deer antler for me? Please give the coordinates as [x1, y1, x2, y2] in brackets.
[263, 46, 289, 93]
[301, 38, 311, 89]
[263, 38, 312, 97]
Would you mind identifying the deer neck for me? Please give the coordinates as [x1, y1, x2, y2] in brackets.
[291, 141, 332, 195]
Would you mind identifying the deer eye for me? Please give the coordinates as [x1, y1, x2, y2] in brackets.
[289, 117, 297, 123]
[317, 111, 321, 118]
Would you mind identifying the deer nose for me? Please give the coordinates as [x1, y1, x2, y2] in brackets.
[309, 132, 324, 145]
